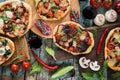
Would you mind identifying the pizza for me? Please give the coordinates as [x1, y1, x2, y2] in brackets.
[0, 0, 32, 37]
[0, 36, 15, 65]
[53, 21, 94, 55]
[36, 0, 70, 21]
[105, 27, 120, 71]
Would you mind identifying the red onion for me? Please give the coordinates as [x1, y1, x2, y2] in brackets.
[70, 10, 79, 22]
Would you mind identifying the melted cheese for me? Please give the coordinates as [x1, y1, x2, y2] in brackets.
[5, 11, 13, 19]
[0, 19, 4, 28]
[0, 47, 5, 55]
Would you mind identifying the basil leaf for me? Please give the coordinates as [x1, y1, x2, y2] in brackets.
[30, 61, 43, 74]
[51, 6, 60, 11]
[72, 36, 77, 41]
[45, 46, 56, 61]
[51, 66, 74, 79]
[91, 28, 98, 37]
[76, 27, 82, 35]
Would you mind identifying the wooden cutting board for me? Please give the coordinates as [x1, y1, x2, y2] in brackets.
[2, 36, 30, 66]
[25, 0, 80, 38]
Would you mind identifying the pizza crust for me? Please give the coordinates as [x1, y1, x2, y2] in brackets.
[0, 36, 15, 65]
[37, 0, 71, 21]
[105, 27, 120, 71]
[53, 21, 94, 55]
[0, 0, 32, 37]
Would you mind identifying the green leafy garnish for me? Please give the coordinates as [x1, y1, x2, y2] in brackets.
[4, 8, 10, 11]
[0, 15, 10, 21]
[1, 40, 7, 46]
[11, 24, 17, 29]
[30, 61, 43, 74]
[51, 66, 74, 79]
[76, 27, 82, 35]
[51, 6, 60, 11]
[72, 36, 77, 41]
[112, 71, 120, 78]
[91, 28, 98, 37]
[61, 36, 67, 41]
[16, 13, 21, 19]
[82, 73, 95, 80]
[42, 0, 49, 3]
[45, 46, 56, 61]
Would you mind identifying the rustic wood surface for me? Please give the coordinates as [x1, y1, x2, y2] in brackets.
[25, 0, 80, 38]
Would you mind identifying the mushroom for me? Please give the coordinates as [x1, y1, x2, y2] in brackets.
[105, 9, 117, 22]
[94, 14, 105, 26]
[79, 57, 90, 68]
[89, 61, 100, 71]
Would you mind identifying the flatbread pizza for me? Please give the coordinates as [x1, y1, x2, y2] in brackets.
[36, 0, 71, 21]
[105, 27, 120, 71]
[53, 21, 94, 55]
[0, 36, 15, 65]
[0, 0, 32, 37]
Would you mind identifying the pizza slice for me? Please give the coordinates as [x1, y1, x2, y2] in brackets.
[0, 36, 15, 65]
[36, 0, 70, 21]
[0, 0, 32, 37]
[53, 21, 94, 55]
[105, 27, 120, 71]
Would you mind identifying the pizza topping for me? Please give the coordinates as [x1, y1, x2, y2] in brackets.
[5, 11, 13, 19]
[54, 23, 92, 53]
[37, 0, 70, 20]
[0, 19, 4, 28]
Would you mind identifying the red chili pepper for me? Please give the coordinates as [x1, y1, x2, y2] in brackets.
[31, 50, 58, 70]
[96, 28, 109, 54]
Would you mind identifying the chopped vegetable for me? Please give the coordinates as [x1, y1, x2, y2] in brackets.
[51, 66, 74, 79]
[45, 46, 56, 61]
[96, 28, 109, 54]
[70, 10, 79, 22]
[30, 61, 43, 74]
[34, 19, 51, 36]
[31, 50, 58, 70]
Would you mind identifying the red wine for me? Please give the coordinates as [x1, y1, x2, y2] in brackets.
[82, 6, 97, 19]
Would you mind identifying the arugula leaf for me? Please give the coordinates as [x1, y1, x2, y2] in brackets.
[45, 46, 56, 61]
[30, 61, 43, 74]
[76, 27, 82, 35]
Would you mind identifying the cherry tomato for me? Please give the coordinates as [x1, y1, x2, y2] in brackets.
[90, 0, 102, 8]
[10, 64, 19, 73]
[103, 0, 113, 8]
[22, 61, 31, 70]
[116, 56, 120, 62]
[54, 0, 60, 5]
[114, 1, 120, 13]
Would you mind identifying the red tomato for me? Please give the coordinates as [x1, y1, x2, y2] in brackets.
[90, 0, 102, 8]
[47, 10, 54, 18]
[22, 61, 31, 70]
[114, 1, 120, 13]
[116, 56, 120, 62]
[103, 0, 113, 8]
[54, 0, 60, 5]
[10, 64, 19, 73]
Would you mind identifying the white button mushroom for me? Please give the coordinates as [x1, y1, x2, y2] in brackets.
[105, 9, 117, 22]
[89, 61, 100, 71]
[79, 57, 90, 69]
[94, 14, 105, 26]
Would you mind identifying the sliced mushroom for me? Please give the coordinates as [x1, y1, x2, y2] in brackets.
[79, 57, 90, 68]
[89, 61, 100, 71]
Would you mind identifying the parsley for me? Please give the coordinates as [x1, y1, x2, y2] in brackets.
[76, 27, 82, 35]
[30, 61, 43, 74]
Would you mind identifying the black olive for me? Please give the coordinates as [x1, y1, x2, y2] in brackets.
[28, 35, 42, 49]
[4, 27, 13, 32]
[3, 49, 11, 58]
[69, 41, 73, 46]
[77, 43, 88, 51]
[62, 25, 70, 34]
